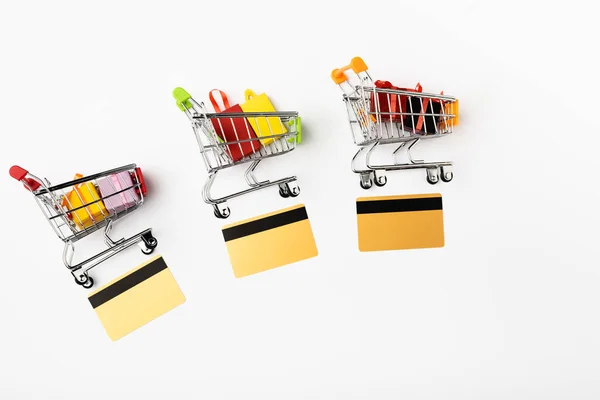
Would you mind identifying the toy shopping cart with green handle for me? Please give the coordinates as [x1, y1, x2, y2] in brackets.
[173, 87, 303, 219]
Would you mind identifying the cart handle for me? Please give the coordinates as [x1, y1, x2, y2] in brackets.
[331, 57, 369, 84]
[9, 165, 41, 191]
[173, 87, 194, 111]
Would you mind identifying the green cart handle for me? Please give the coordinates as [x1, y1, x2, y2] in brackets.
[173, 87, 193, 111]
[287, 116, 302, 144]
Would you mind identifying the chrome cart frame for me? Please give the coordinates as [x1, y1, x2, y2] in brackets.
[332, 57, 459, 188]
[9, 164, 157, 288]
[174, 88, 302, 219]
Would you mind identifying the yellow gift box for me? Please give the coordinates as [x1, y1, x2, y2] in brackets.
[240, 89, 287, 145]
[62, 174, 108, 229]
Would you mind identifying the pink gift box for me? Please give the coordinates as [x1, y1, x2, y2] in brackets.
[97, 171, 140, 215]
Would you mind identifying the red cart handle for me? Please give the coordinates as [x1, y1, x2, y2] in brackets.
[9, 165, 28, 181]
[133, 167, 147, 196]
[9, 165, 41, 191]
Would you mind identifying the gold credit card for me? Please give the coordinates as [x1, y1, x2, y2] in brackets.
[222, 204, 318, 278]
[88, 255, 186, 341]
[356, 193, 445, 252]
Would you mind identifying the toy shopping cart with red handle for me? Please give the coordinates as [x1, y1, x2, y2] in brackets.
[9, 164, 157, 288]
[331, 56, 459, 188]
[173, 87, 302, 219]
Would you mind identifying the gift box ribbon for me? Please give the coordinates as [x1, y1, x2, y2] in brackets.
[209, 89, 231, 113]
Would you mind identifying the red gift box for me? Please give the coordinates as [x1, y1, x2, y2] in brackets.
[209, 89, 261, 162]
[370, 80, 402, 122]
[403, 95, 442, 134]
[371, 81, 441, 133]
[372, 80, 424, 122]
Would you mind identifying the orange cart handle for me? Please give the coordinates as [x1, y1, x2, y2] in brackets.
[331, 57, 369, 84]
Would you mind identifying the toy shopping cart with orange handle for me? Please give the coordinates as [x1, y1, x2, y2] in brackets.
[173, 87, 302, 219]
[9, 164, 157, 288]
[331, 56, 459, 188]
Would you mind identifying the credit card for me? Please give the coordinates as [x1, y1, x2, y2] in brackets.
[357, 194, 444, 251]
[88, 255, 185, 341]
[222, 204, 318, 277]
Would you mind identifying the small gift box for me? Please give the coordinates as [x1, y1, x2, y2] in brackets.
[96, 171, 140, 215]
[370, 80, 403, 122]
[403, 95, 443, 134]
[439, 99, 459, 131]
[240, 89, 287, 146]
[62, 174, 108, 229]
[370, 81, 426, 126]
[209, 89, 261, 162]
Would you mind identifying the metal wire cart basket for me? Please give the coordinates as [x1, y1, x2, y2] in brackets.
[173, 87, 302, 219]
[331, 57, 459, 188]
[9, 164, 158, 288]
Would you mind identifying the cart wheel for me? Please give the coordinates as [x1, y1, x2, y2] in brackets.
[426, 175, 438, 185]
[279, 187, 290, 198]
[426, 169, 439, 185]
[374, 175, 387, 187]
[75, 276, 94, 289]
[141, 246, 155, 255]
[213, 205, 230, 219]
[360, 179, 373, 190]
[282, 182, 300, 198]
[82, 277, 94, 289]
[360, 172, 373, 190]
[289, 185, 300, 197]
[145, 236, 158, 249]
[440, 168, 453, 183]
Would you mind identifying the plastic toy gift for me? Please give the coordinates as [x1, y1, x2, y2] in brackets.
[240, 89, 287, 145]
[96, 171, 141, 215]
[209, 89, 261, 161]
[62, 174, 108, 229]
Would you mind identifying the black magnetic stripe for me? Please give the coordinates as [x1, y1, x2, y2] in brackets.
[222, 206, 308, 242]
[356, 197, 442, 214]
[88, 257, 168, 309]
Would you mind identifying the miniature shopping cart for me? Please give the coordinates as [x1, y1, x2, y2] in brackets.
[173, 87, 301, 219]
[9, 164, 158, 288]
[332, 57, 459, 188]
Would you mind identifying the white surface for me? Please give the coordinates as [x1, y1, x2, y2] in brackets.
[1, 1, 600, 398]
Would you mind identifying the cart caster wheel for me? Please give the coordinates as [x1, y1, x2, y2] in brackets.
[440, 168, 453, 183]
[426, 175, 438, 185]
[213, 205, 230, 219]
[279, 187, 290, 198]
[75, 276, 94, 289]
[360, 179, 373, 190]
[140, 234, 157, 254]
[288, 184, 300, 198]
[141, 246, 155, 255]
[374, 175, 387, 187]
[145, 236, 158, 249]
[426, 169, 439, 185]
[360, 173, 373, 190]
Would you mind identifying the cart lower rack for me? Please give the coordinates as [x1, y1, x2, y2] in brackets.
[332, 57, 459, 188]
[9, 164, 157, 288]
[173, 87, 302, 219]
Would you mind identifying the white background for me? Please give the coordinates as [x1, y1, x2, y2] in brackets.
[1, 1, 600, 399]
